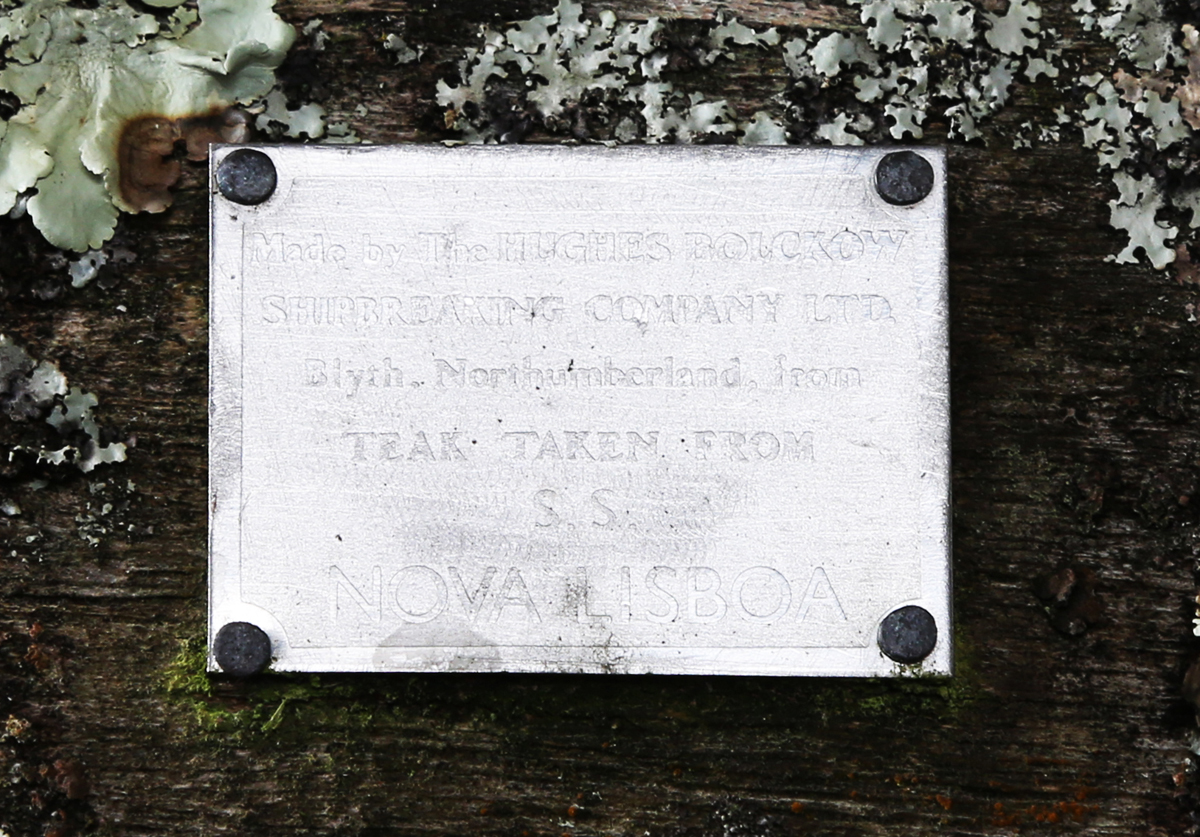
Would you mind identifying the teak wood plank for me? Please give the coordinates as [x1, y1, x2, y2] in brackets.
[2, 1, 1199, 835]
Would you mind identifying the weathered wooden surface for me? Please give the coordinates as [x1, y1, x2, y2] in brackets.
[4, 1, 1200, 835]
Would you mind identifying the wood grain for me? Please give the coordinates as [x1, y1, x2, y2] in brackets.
[3, 1, 1199, 835]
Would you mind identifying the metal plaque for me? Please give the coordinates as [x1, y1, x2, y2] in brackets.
[208, 145, 950, 676]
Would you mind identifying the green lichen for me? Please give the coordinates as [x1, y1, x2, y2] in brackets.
[0, 0, 295, 251]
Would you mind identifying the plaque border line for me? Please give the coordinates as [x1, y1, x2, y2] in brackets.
[208, 144, 952, 677]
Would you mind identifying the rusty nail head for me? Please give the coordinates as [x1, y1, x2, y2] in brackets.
[216, 149, 277, 205]
[878, 605, 937, 664]
[213, 621, 272, 676]
[875, 151, 935, 206]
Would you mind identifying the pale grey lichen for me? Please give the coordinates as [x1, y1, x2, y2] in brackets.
[251, 18, 368, 146]
[816, 111, 869, 145]
[44, 387, 128, 471]
[254, 87, 327, 140]
[1174, 186, 1200, 229]
[1077, 0, 1180, 71]
[788, 0, 1055, 144]
[1080, 77, 1137, 169]
[984, 0, 1041, 55]
[383, 32, 421, 65]
[1068, 0, 1198, 272]
[0, 0, 295, 252]
[67, 249, 108, 288]
[433, 0, 1200, 275]
[0, 335, 65, 422]
[740, 112, 788, 146]
[438, 0, 1059, 150]
[1107, 172, 1177, 269]
[1, 334, 126, 473]
[302, 17, 326, 52]
[436, 1, 784, 145]
[74, 476, 139, 546]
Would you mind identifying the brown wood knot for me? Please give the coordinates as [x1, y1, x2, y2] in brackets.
[1181, 657, 1200, 711]
[1058, 460, 1116, 524]
[1033, 564, 1106, 637]
[40, 758, 89, 801]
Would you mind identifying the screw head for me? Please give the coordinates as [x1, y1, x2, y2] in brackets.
[874, 151, 935, 206]
[215, 149, 277, 206]
[213, 621, 272, 677]
[878, 605, 937, 664]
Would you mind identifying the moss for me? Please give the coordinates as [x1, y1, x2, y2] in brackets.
[158, 624, 985, 757]
[161, 638, 239, 736]
[159, 638, 409, 744]
[808, 631, 982, 723]
[161, 637, 212, 697]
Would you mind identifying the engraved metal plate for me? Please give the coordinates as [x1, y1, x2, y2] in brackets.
[208, 145, 950, 676]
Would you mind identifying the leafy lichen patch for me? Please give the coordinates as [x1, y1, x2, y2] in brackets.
[254, 87, 327, 140]
[0, 0, 294, 251]
[0, 334, 126, 475]
[1108, 172, 1178, 268]
[793, 0, 1056, 143]
[430, 0, 1200, 278]
[1068, 0, 1200, 273]
[436, 2, 784, 145]
[434, 0, 1059, 149]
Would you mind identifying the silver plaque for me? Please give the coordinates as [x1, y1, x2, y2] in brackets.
[208, 145, 950, 676]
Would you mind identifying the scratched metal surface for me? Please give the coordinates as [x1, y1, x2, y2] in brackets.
[208, 145, 949, 676]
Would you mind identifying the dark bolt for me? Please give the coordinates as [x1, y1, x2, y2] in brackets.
[874, 151, 935, 206]
[216, 149, 277, 205]
[213, 622, 272, 677]
[878, 605, 937, 664]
